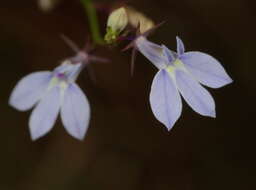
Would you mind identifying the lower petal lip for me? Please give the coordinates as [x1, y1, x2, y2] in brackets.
[175, 69, 216, 118]
[180, 51, 233, 88]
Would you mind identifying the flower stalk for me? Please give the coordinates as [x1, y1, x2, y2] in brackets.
[81, 0, 104, 45]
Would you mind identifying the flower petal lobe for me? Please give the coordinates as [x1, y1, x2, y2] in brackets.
[61, 84, 90, 140]
[176, 36, 185, 55]
[150, 70, 182, 130]
[29, 86, 61, 140]
[175, 70, 216, 117]
[9, 71, 52, 111]
[180, 52, 233, 88]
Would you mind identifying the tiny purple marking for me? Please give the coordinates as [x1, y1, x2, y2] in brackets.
[57, 73, 65, 78]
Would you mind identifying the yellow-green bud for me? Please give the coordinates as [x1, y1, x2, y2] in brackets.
[107, 7, 128, 33]
[104, 7, 128, 44]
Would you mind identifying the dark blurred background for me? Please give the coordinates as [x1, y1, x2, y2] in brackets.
[0, 0, 255, 189]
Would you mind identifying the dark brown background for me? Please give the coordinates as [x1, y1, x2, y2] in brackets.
[0, 0, 255, 189]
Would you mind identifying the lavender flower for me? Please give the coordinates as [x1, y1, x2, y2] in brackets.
[9, 54, 91, 141]
[141, 36, 233, 130]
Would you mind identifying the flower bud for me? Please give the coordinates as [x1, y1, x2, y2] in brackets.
[104, 7, 128, 44]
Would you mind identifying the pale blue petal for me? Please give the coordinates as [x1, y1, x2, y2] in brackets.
[9, 71, 52, 111]
[162, 45, 176, 64]
[180, 52, 233, 88]
[135, 37, 166, 69]
[175, 70, 216, 117]
[29, 86, 61, 140]
[60, 83, 90, 140]
[176, 36, 185, 56]
[150, 70, 182, 130]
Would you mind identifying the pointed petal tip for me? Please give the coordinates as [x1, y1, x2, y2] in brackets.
[65, 130, 85, 141]
[219, 76, 234, 88]
[210, 110, 216, 118]
[8, 98, 27, 112]
[176, 36, 185, 55]
[176, 36, 183, 44]
[29, 123, 47, 141]
[226, 76, 234, 85]
[213, 71, 233, 88]
[158, 119, 176, 132]
[72, 134, 85, 141]
[192, 108, 216, 118]
[176, 36, 181, 41]
[219, 76, 233, 88]
[29, 120, 52, 141]
[202, 109, 216, 118]
[30, 133, 41, 141]
[166, 124, 175, 132]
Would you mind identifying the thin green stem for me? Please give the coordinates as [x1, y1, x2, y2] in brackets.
[81, 0, 104, 45]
